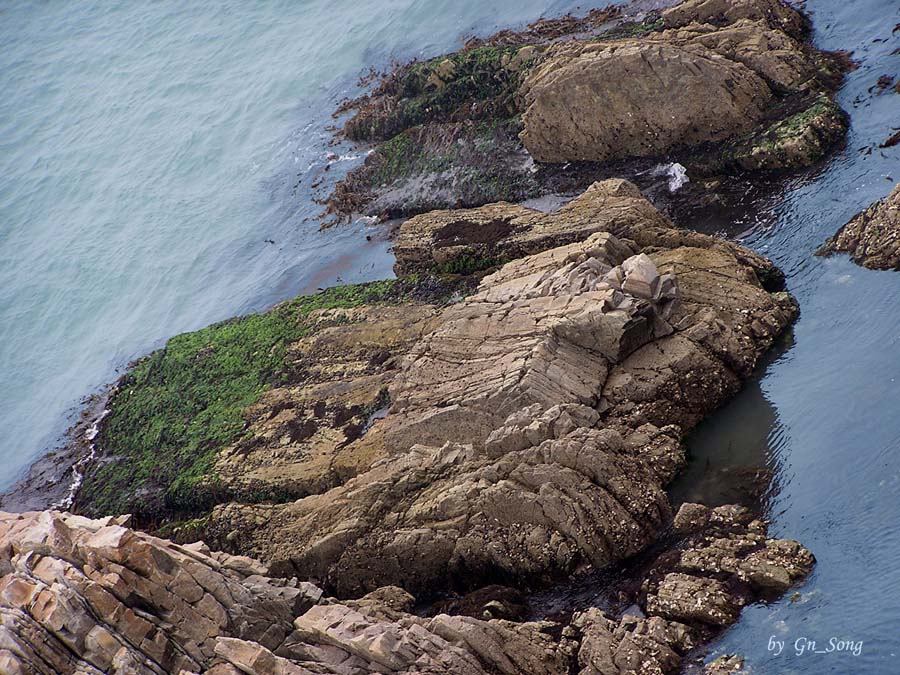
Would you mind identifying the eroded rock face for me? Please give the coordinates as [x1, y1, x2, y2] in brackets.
[520, 40, 771, 163]
[206, 180, 797, 599]
[661, 0, 810, 40]
[519, 0, 837, 164]
[642, 503, 814, 627]
[0, 510, 321, 675]
[0, 507, 812, 675]
[211, 303, 442, 501]
[393, 179, 672, 276]
[819, 182, 900, 270]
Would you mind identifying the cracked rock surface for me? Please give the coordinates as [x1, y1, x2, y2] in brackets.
[0, 505, 811, 674]
[206, 179, 797, 600]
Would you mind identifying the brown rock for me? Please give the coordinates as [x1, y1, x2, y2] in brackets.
[207, 181, 796, 600]
[393, 178, 670, 276]
[647, 573, 741, 626]
[819, 182, 900, 270]
[520, 40, 771, 163]
[662, 0, 810, 40]
[573, 608, 694, 675]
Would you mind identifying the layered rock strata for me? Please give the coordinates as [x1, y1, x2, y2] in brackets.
[0, 506, 812, 675]
[329, 0, 849, 220]
[206, 180, 798, 600]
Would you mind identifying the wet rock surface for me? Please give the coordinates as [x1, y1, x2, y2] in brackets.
[819, 181, 900, 270]
[329, 0, 848, 221]
[0, 506, 811, 674]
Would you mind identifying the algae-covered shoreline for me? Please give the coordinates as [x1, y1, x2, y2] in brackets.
[0, 0, 872, 672]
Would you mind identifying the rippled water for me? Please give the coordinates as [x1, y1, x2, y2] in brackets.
[678, 0, 900, 670]
[0, 0, 607, 488]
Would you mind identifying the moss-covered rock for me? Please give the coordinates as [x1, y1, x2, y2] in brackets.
[730, 95, 848, 171]
[75, 276, 468, 524]
[344, 45, 537, 143]
[328, 118, 541, 219]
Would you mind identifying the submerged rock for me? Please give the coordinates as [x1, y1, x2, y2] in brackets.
[819, 181, 900, 270]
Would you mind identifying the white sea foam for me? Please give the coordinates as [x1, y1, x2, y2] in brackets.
[51, 409, 109, 511]
[649, 162, 689, 192]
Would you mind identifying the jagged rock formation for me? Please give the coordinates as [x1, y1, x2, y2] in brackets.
[328, 0, 848, 220]
[2, 178, 807, 672]
[519, 1, 844, 164]
[206, 179, 797, 599]
[0, 506, 812, 675]
[819, 181, 900, 269]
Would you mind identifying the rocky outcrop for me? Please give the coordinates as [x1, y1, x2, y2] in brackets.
[643, 503, 815, 626]
[328, 0, 848, 221]
[519, 1, 842, 165]
[819, 182, 900, 269]
[519, 40, 772, 163]
[206, 180, 797, 599]
[0, 510, 321, 675]
[0, 506, 812, 675]
[393, 179, 672, 275]
[661, 0, 810, 40]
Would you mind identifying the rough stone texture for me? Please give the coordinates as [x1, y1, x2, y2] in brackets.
[0, 507, 812, 673]
[659, 19, 817, 94]
[393, 179, 671, 276]
[819, 181, 900, 270]
[206, 181, 797, 600]
[211, 303, 442, 500]
[572, 608, 693, 675]
[0, 510, 321, 675]
[520, 40, 772, 163]
[519, 0, 839, 165]
[641, 503, 814, 628]
[662, 0, 810, 41]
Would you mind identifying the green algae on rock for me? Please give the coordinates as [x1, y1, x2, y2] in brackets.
[694, 94, 849, 174]
[75, 275, 470, 523]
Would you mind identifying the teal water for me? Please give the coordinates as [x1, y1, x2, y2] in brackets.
[0, 0, 605, 488]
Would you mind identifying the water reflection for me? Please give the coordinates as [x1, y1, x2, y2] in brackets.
[669, 332, 793, 511]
